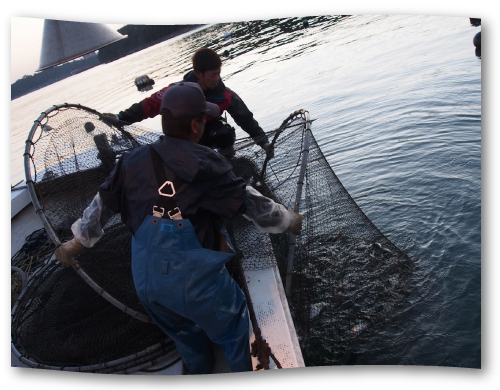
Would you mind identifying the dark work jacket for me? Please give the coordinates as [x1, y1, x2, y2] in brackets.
[118, 71, 268, 145]
[98, 136, 247, 250]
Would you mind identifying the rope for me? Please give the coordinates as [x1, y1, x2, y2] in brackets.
[221, 231, 282, 370]
[237, 262, 282, 370]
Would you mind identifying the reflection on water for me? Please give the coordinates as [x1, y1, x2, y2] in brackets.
[197, 16, 347, 77]
[11, 14, 480, 368]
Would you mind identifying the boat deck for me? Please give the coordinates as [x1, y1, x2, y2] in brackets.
[11, 188, 303, 374]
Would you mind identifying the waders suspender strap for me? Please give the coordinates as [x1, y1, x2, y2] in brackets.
[149, 146, 185, 219]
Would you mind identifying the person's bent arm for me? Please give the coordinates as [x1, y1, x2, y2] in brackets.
[225, 89, 274, 158]
[71, 192, 117, 248]
[116, 87, 169, 123]
[55, 193, 117, 267]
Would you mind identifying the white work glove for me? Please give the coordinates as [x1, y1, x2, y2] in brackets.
[54, 238, 84, 266]
[286, 211, 303, 235]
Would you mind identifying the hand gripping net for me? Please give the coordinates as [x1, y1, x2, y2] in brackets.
[226, 110, 413, 366]
[12, 105, 413, 370]
[13, 104, 174, 372]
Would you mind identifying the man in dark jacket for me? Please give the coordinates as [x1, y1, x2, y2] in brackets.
[107, 48, 274, 158]
[55, 82, 301, 374]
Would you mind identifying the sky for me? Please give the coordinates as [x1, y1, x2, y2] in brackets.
[4, 1, 499, 390]
[10, 17, 43, 83]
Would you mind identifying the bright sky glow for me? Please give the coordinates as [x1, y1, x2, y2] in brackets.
[10, 17, 125, 83]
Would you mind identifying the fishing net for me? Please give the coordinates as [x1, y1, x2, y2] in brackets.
[13, 104, 176, 371]
[229, 111, 414, 366]
[11, 228, 55, 308]
[12, 261, 175, 372]
[12, 104, 412, 371]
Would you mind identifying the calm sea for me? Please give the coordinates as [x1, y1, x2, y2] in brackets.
[10, 14, 481, 368]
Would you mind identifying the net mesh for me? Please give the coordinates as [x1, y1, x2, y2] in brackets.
[12, 105, 412, 369]
[14, 105, 175, 370]
[12, 262, 171, 369]
[228, 111, 413, 365]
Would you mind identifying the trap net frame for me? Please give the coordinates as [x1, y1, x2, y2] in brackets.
[15, 104, 176, 372]
[226, 109, 413, 366]
[13, 104, 413, 371]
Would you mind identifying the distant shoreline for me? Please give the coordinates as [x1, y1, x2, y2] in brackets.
[105, 24, 206, 61]
[138, 24, 206, 50]
[11, 24, 207, 101]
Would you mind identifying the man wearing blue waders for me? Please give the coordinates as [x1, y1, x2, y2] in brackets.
[55, 81, 303, 374]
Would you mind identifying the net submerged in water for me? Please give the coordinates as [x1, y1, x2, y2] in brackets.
[229, 111, 413, 365]
[12, 104, 412, 370]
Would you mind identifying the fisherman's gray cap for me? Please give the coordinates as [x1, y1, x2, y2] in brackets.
[160, 81, 220, 118]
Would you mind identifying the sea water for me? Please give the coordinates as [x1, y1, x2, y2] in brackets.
[10, 14, 481, 368]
